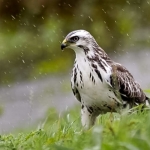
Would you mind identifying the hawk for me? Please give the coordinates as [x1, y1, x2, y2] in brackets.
[61, 30, 150, 129]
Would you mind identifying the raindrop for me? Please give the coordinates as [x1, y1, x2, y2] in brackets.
[22, 60, 25, 63]
[106, 26, 110, 31]
[126, 1, 130, 5]
[33, 24, 36, 28]
[102, 9, 106, 14]
[68, 4, 72, 7]
[8, 85, 11, 87]
[67, 114, 70, 122]
[88, 16, 93, 22]
[11, 15, 16, 20]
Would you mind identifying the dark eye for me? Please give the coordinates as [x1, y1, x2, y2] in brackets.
[70, 36, 79, 42]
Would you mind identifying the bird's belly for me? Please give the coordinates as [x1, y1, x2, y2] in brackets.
[73, 59, 121, 112]
[78, 79, 121, 112]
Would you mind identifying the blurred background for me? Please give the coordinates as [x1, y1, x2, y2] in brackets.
[0, 0, 150, 133]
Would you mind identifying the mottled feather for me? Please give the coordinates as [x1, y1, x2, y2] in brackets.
[110, 63, 146, 106]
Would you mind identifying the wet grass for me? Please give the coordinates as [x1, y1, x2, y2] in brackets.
[0, 106, 150, 150]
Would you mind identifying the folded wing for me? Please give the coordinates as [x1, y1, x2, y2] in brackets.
[110, 63, 146, 106]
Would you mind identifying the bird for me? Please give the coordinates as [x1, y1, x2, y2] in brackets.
[61, 30, 150, 129]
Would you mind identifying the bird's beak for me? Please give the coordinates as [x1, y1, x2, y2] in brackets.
[61, 39, 68, 50]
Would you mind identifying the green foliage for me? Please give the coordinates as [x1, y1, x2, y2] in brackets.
[0, 25, 73, 83]
[0, 0, 150, 83]
[1, 107, 150, 150]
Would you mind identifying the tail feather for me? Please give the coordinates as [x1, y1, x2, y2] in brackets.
[145, 96, 150, 107]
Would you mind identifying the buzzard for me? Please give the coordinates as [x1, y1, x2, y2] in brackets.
[61, 30, 150, 129]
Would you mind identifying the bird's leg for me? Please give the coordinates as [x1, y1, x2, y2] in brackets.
[81, 105, 97, 129]
[109, 112, 114, 122]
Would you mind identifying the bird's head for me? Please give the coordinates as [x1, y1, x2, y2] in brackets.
[61, 30, 93, 52]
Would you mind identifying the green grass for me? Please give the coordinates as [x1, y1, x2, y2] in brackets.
[1, 107, 150, 150]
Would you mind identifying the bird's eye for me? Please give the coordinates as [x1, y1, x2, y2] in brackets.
[70, 36, 79, 42]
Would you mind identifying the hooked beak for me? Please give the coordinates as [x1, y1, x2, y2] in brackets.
[61, 39, 68, 50]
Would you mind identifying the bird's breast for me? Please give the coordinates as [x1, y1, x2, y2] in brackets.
[72, 59, 120, 112]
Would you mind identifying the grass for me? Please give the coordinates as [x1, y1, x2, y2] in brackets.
[1, 106, 150, 150]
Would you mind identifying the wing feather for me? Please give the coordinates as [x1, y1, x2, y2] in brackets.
[110, 63, 146, 104]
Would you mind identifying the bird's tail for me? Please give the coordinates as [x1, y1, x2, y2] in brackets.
[145, 96, 150, 107]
